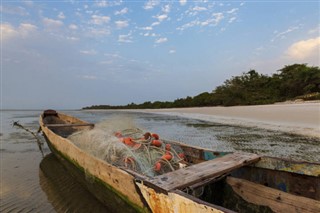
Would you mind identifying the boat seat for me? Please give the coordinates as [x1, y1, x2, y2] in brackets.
[148, 152, 260, 191]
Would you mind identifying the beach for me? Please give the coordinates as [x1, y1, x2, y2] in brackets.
[140, 102, 320, 138]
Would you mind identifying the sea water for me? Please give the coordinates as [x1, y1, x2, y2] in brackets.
[1, 110, 319, 212]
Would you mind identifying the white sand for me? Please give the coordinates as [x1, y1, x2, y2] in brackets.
[138, 102, 320, 138]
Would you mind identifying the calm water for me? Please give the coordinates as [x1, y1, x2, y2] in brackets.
[1, 110, 319, 212]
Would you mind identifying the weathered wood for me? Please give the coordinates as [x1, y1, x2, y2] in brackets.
[39, 113, 147, 212]
[227, 176, 320, 213]
[148, 152, 260, 191]
[136, 183, 227, 213]
[45, 123, 94, 128]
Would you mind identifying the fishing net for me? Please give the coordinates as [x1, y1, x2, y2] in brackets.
[68, 116, 186, 177]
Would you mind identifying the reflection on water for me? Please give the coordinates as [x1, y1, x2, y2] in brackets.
[39, 154, 109, 212]
[1, 110, 319, 213]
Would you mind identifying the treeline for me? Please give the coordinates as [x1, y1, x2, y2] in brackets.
[83, 64, 320, 110]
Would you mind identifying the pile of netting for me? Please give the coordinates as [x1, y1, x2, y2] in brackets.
[68, 119, 187, 177]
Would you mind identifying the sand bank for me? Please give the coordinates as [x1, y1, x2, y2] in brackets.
[138, 102, 320, 138]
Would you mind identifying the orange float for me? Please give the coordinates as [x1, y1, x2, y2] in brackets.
[162, 152, 172, 161]
[154, 161, 161, 171]
[151, 140, 162, 147]
[151, 133, 159, 140]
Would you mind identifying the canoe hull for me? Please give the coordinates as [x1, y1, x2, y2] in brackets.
[43, 134, 141, 212]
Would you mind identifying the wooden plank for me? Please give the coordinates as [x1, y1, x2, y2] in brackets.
[148, 152, 260, 191]
[227, 176, 320, 213]
[45, 123, 94, 128]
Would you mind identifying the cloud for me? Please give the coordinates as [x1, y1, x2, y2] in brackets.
[115, 20, 129, 29]
[227, 8, 238, 14]
[115, 7, 128, 15]
[142, 26, 153, 30]
[286, 37, 320, 60]
[94, 0, 108, 7]
[155, 14, 168, 22]
[88, 28, 111, 36]
[58, 12, 65, 19]
[151, 22, 160, 26]
[80, 49, 97, 55]
[271, 26, 300, 42]
[69, 24, 78, 30]
[1, 23, 37, 40]
[229, 17, 236, 23]
[118, 33, 133, 43]
[179, 0, 187, 6]
[169, 49, 176, 54]
[162, 4, 171, 13]
[212, 13, 224, 24]
[43, 17, 63, 29]
[143, 0, 160, 10]
[91, 15, 111, 25]
[155, 37, 168, 43]
[1, 23, 19, 40]
[192, 6, 207, 11]
[177, 12, 224, 31]
[0, 5, 29, 16]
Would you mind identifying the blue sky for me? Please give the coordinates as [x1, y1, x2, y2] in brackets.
[1, 0, 319, 109]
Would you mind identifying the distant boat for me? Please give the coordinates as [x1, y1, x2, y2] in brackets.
[39, 110, 320, 213]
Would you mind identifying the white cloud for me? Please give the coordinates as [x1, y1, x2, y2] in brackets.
[169, 49, 176, 54]
[192, 6, 207, 11]
[58, 12, 65, 19]
[144, 0, 160, 10]
[142, 26, 153, 30]
[179, 0, 187, 6]
[286, 37, 320, 60]
[115, 7, 128, 15]
[151, 22, 160, 26]
[0, 5, 29, 16]
[118, 33, 132, 43]
[162, 4, 171, 13]
[211, 13, 224, 25]
[1, 23, 17, 40]
[115, 20, 129, 29]
[271, 26, 300, 42]
[229, 17, 236, 23]
[80, 49, 97, 55]
[95, 0, 108, 7]
[155, 37, 168, 43]
[89, 28, 111, 36]
[91, 15, 111, 25]
[69, 24, 78, 30]
[227, 8, 238, 14]
[1, 23, 37, 40]
[155, 14, 168, 22]
[43, 17, 63, 29]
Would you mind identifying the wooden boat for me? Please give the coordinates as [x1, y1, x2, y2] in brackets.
[39, 110, 320, 213]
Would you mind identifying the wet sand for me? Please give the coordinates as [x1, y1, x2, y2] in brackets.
[140, 102, 320, 138]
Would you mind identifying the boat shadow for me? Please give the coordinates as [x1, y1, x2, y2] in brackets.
[39, 153, 134, 213]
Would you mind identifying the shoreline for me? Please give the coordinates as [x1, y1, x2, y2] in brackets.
[115, 102, 320, 138]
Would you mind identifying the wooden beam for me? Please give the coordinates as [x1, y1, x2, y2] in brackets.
[45, 123, 94, 128]
[148, 152, 260, 191]
[227, 176, 320, 213]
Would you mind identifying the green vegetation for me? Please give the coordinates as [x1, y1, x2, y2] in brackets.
[83, 64, 320, 110]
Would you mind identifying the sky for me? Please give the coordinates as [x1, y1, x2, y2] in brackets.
[1, 0, 319, 109]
